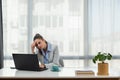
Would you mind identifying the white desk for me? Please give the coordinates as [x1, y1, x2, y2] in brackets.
[0, 67, 120, 80]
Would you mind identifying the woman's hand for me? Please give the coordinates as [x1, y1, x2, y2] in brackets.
[31, 42, 36, 54]
[39, 64, 46, 69]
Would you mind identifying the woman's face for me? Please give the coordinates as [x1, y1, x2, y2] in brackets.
[34, 39, 46, 49]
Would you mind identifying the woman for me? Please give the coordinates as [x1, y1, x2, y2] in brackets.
[31, 33, 61, 68]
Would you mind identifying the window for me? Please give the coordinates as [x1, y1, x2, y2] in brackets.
[88, 0, 120, 69]
[2, 0, 84, 67]
[2, 0, 120, 69]
[2, 0, 28, 57]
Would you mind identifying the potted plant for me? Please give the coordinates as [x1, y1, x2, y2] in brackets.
[92, 52, 112, 75]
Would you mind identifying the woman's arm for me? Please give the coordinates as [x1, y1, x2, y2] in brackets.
[45, 45, 61, 68]
[31, 42, 36, 54]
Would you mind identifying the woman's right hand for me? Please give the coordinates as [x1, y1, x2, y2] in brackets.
[31, 42, 36, 54]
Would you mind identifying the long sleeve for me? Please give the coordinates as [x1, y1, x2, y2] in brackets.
[45, 45, 61, 68]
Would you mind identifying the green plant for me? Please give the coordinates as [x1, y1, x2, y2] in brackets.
[92, 52, 112, 64]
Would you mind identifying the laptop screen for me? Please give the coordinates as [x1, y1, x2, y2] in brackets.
[12, 54, 42, 71]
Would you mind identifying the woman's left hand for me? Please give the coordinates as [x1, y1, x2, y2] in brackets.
[39, 64, 46, 68]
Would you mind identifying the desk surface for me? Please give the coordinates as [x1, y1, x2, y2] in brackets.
[0, 67, 120, 79]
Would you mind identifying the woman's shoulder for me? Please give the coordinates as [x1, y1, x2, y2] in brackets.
[47, 42, 58, 49]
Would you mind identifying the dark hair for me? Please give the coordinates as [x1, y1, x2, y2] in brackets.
[33, 33, 44, 41]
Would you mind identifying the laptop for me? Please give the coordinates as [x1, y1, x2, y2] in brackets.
[12, 53, 48, 71]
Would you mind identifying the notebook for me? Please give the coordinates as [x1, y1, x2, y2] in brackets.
[12, 53, 48, 71]
[75, 70, 95, 76]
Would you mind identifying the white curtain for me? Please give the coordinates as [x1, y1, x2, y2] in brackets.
[88, 0, 120, 55]
[88, 0, 120, 69]
[2, 0, 28, 57]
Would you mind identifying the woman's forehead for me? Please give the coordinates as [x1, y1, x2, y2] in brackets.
[35, 39, 42, 42]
